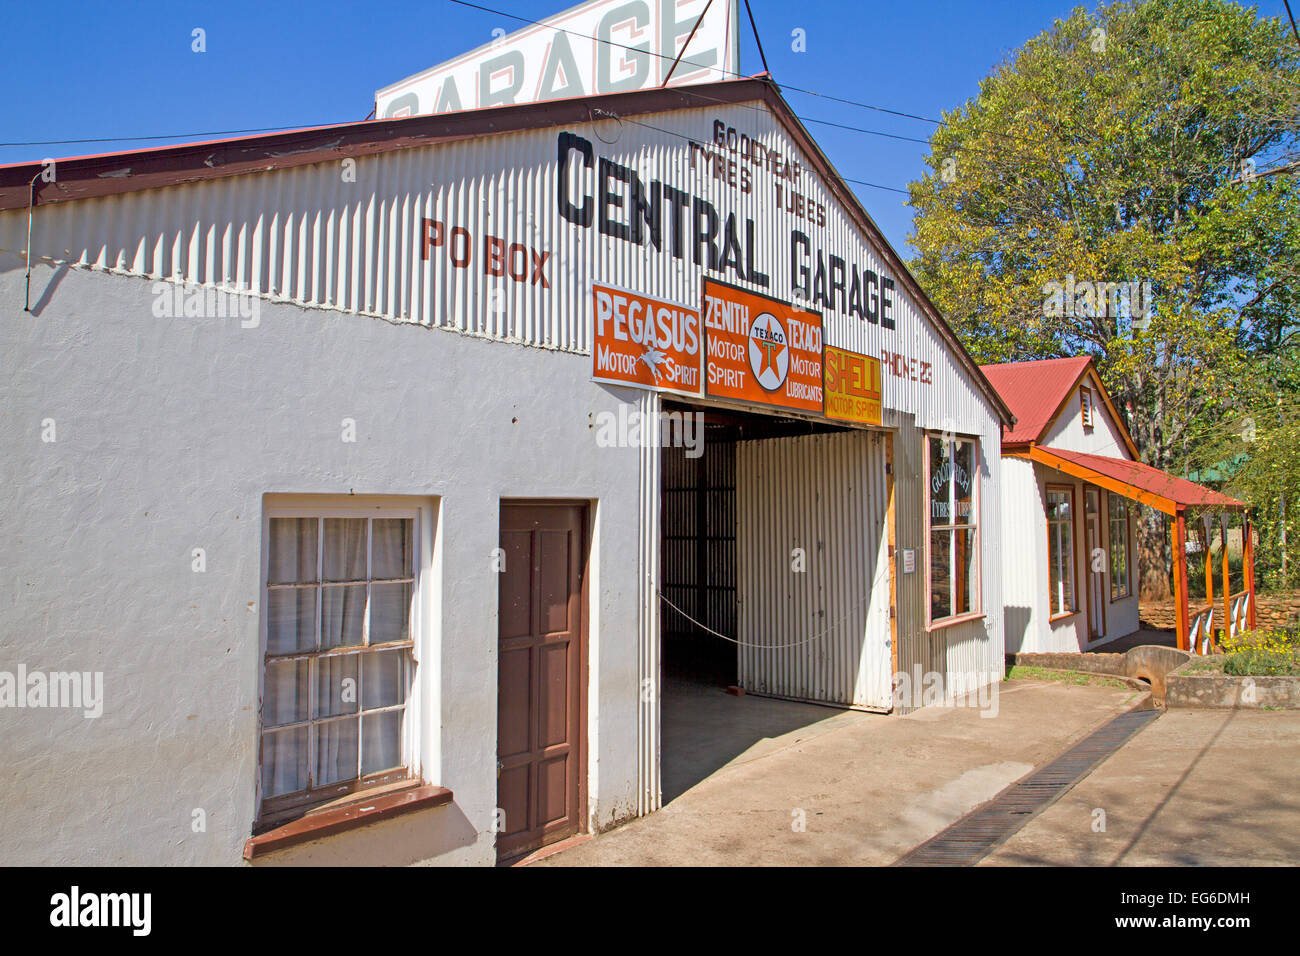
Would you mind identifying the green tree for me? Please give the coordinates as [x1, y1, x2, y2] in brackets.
[908, 0, 1300, 599]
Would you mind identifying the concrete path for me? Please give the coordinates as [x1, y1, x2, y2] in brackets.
[981, 709, 1300, 866]
[532, 679, 1142, 866]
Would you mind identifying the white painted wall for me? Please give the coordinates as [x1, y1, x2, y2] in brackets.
[1040, 371, 1133, 460]
[1001, 458, 1141, 654]
[0, 256, 649, 865]
[1001, 456, 1044, 654]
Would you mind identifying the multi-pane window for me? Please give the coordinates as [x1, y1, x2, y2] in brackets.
[1047, 486, 1076, 618]
[259, 513, 416, 825]
[927, 434, 980, 624]
[1108, 494, 1131, 600]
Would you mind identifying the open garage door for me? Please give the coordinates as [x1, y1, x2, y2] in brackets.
[736, 430, 893, 711]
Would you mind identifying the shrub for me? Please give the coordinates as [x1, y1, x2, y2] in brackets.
[1221, 626, 1300, 676]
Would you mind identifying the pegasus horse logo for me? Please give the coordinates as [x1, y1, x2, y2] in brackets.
[637, 347, 668, 383]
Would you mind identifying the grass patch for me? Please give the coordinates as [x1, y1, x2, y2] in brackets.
[1005, 665, 1129, 689]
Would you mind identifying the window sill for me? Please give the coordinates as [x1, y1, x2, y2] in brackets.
[926, 611, 984, 632]
[243, 783, 453, 860]
[1048, 610, 1080, 624]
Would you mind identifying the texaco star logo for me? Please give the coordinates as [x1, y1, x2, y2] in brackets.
[747, 312, 789, 392]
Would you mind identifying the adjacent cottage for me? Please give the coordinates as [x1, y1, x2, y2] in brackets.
[984, 356, 1256, 657]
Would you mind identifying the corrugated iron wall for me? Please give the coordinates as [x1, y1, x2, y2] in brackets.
[889, 416, 937, 713]
[636, 390, 662, 816]
[888, 412, 1005, 711]
[735, 430, 892, 710]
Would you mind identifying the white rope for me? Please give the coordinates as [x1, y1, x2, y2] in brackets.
[656, 567, 890, 650]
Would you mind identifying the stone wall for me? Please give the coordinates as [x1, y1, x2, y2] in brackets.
[1140, 590, 1300, 632]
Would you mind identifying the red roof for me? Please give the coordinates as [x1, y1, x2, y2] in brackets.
[1038, 447, 1246, 511]
[979, 356, 1093, 445]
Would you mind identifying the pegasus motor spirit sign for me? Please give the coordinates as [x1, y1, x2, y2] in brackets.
[376, 0, 739, 119]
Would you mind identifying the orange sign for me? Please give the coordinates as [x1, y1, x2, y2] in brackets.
[823, 345, 882, 425]
[591, 284, 703, 396]
[703, 280, 823, 413]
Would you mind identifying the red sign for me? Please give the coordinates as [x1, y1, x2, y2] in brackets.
[591, 284, 703, 396]
[702, 280, 823, 413]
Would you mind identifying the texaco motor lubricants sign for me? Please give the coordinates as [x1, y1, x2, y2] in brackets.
[702, 279, 823, 413]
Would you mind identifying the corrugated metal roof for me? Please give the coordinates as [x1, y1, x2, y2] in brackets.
[1041, 447, 1246, 510]
[979, 356, 1092, 445]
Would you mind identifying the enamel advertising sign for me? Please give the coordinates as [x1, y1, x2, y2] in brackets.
[703, 279, 823, 413]
[591, 284, 704, 396]
[823, 345, 882, 426]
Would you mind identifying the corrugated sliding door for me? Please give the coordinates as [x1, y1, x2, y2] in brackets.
[736, 430, 892, 711]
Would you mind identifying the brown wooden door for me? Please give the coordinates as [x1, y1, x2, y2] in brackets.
[496, 503, 586, 861]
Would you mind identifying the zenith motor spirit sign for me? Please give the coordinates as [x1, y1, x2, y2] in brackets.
[376, 0, 738, 119]
[703, 279, 823, 413]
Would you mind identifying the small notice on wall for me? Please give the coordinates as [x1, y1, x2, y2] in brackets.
[823, 345, 882, 426]
[703, 279, 824, 414]
[902, 549, 916, 574]
[591, 285, 703, 397]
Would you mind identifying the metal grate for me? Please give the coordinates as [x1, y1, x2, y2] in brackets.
[893, 707, 1162, 866]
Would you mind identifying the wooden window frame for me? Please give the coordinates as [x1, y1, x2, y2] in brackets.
[1108, 492, 1133, 602]
[1046, 483, 1079, 622]
[1080, 388, 1095, 430]
[923, 432, 983, 631]
[256, 502, 422, 834]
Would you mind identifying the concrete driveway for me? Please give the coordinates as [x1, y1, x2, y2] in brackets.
[981, 708, 1300, 866]
[531, 678, 1143, 866]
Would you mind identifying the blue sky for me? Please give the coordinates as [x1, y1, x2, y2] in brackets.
[0, 0, 1138, 254]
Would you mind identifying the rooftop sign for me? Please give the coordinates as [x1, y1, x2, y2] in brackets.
[377, 0, 739, 119]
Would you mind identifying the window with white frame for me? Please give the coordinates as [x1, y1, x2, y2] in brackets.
[1046, 485, 1076, 618]
[927, 433, 980, 625]
[258, 510, 417, 827]
[1108, 493, 1131, 600]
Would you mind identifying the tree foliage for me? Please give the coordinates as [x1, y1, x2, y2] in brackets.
[907, 0, 1300, 595]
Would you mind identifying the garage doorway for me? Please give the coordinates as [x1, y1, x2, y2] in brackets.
[496, 502, 587, 862]
[658, 403, 876, 802]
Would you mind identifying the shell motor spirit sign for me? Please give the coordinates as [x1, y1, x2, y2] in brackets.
[823, 344, 882, 426]
[376, 0, 738, 119]
[703, 279, 823, 414]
